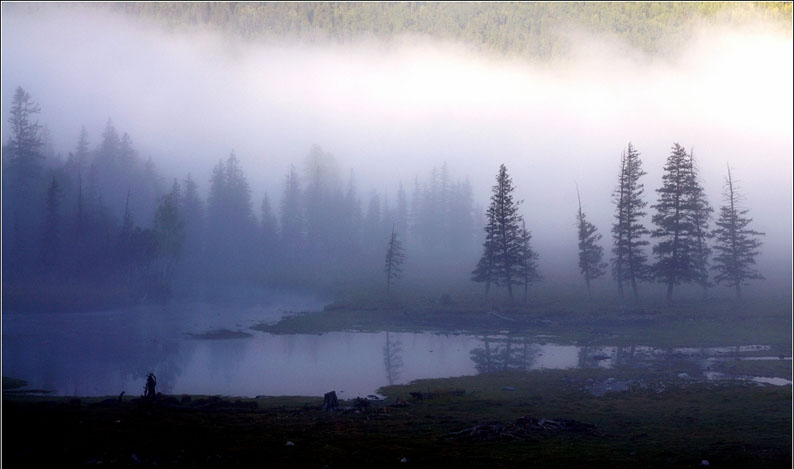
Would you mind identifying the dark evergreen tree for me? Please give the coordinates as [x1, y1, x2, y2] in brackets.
[260, 192, 279, 250]
[474, 164, 523, 301]
[153, 180, 185, 282]
[576, 186, 606, 299]
[180, 173, 204, 258]
[711, 165, 764, 299]
[279, 164, 304, 249]
[384, 226, 405, 294]
[2, 87, 45, 281]
[4, 87, 44, 184]
[651, 143, 700, 302]
[517, 220, 541, 304]
[65, 126, 89, 178]
[612, 143, 650, 304]
[471, 203, 497, 298]
[205, 153, 256, 278]
[686, 149, 713, 296]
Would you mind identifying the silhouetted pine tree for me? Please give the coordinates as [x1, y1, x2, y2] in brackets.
[153, 180, 185, 281]
[474, 164, 523, 301]
[4, 87, 44, 185]
[180, 173, 204, 269]
[279, 164, 304, 250]
[576, 186, 606, 299]
[65, 126, 89, 178]
[711, 165, 764, 299]
[686, 148, 713, 296]
[2, 87, 45, 281]
[517, 220, 540, 304]
[471, 201, 497, 299]
[651, 143, 700, 302]
[612, 143, 650, 304]
[260, 192, 279, 254]
[384, 226, 405, 294]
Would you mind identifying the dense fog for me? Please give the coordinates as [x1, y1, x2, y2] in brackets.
[2, 5, 791, 309]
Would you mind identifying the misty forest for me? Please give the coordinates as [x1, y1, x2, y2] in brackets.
[2, 3, 792, 468]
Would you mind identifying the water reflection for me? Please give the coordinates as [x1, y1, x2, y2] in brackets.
[2, 307, 788, 397]
[383, 332, 403, 386]
[470, 335, 540, 372]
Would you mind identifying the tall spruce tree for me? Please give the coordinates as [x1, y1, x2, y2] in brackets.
[517, 220, 540, 304]
[651, 143, 700, 302]
[686, 148, 713, 295]
[711, 165, 764, 299]
[279, 165, 304, 249]
[576, 186, 606, 299]
[473, 164, 523, 301]
[612, 143, 650, 304]
[5, 87, 44, 184]
[153, 180, 185, 281]
[471, 201, 497, 298]
[384, 226, 405, 294]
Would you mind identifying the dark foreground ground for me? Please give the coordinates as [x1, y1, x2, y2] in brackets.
[3, 367, 791, 468]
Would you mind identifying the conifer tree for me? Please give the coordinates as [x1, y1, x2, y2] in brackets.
[576, 186, 606, 299]
[279, 165, 304, 248]
[473, 164, 523, 301]
[153, 180, 185, 280]
[686, 149, 713, 295]
[651, 143, 700, 302]
[471, 203, 497, 298]
[612, 143, 650, 304]
[517, 220, 540, 304]
[711, 165, 764, 299]
[384, 226, 405, 294]
[5, 87, 43, 184]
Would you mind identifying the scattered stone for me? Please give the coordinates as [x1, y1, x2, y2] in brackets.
[400, 457, 408, 463]
[285, 441, 295, 447]
[700, 460, 709, 466]
[447, 416, 598, 441]
[502, 386, 516, 391]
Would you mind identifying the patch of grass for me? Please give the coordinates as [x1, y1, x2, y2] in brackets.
[3, 368, 790, 467]
[711, 359, 793, 380]
[255, 292, 792, 353]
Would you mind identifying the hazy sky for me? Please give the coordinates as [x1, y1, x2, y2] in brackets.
[2, 6, 791, 283]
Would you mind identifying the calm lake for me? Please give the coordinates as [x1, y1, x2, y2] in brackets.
[2, 295, 790, 397]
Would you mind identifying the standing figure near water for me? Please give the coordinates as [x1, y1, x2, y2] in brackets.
[144, 373, 157, 399]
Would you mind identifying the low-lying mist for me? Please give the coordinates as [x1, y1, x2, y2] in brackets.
[2, 5, 791, 293]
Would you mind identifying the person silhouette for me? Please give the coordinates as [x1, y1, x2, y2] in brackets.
[144, 373, 157, 399]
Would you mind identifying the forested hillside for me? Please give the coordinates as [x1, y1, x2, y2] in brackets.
[9, 2, 793, 58]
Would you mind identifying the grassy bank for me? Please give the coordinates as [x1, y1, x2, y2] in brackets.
[255, 290, 792, 352]
[3, 367, 790, 467]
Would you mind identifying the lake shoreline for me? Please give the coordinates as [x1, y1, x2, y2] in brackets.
[253, 295, 793, 351]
